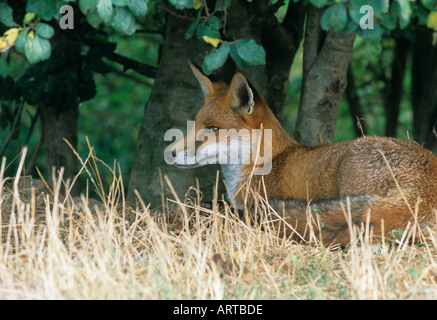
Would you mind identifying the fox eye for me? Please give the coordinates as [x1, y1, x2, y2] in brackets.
[208, 126, 219, 132]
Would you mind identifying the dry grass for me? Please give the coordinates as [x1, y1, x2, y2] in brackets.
[1, 149, 437, 300]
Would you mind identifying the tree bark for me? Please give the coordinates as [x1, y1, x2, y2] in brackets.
[225, 0, 305, 112]
[127, 2, 309, 207]
[384, 36, 409, 137]
[412, 27, 437, 152]
[262, 1, 305, 116]
[40, 99, 80, 196]
[345, 67, 367, 137]
[127, 13, 223, 207]
[224, 0, 270, 97]
[294, 6, 356, 145]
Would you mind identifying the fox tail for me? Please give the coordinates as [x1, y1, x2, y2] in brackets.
[267, 194, 427, 246]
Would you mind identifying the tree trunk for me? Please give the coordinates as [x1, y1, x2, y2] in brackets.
[40, 99, 80, 196]
[345, 67, 367, 137]
[412, 27, 437, 152]
[262, 1, 305, 116]
[127, 2, 306, 207]
[384, 36, 409, 137]
[224, 0, 270, 97]
[294, 6, 356, 145]
[225, 0, 305, 115]
[127, 13, 223, 207]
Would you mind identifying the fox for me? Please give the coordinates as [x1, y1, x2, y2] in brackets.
[165, 61, 437, 246]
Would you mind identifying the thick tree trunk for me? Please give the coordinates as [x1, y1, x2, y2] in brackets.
[294, 6, 356, 145]
[412, 27, 437, 152]
[225, 0, 305, 115]
[224, 0, 270, 97]
[127, 2, 305, 207]
[384, 36, 409, 137]
[262, 1, 305, 116]
[40, 100, 80, 196]
[127, 14, 223, 207]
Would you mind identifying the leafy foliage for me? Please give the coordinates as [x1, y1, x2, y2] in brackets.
[0, 0, 148, 64]
[176, 0, 437, 73]
[316, 0, 435, 46]
[1, 0, 434, 88]
[182, 0, 267, 74]
[0, 0, 151, 156]
[1, 0, 437, 185]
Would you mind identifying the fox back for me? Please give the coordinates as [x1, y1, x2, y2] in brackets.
[167, 62, 437, 246]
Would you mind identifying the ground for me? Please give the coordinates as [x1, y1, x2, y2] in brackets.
[0, 156, 437, 300]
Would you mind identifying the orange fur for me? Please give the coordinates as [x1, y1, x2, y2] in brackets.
[170, 63, 437, 246]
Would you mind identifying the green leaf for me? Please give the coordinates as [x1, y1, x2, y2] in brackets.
[309, 0, 328, 8]
[202, 42, 230, 75]
[321, 3, 348, 32]
[349, 0, 389, 25]
[230, 39, 266, 68]
[24, 33, 51, 64]
[112, 6, 136, 35]
[185, 20, 198, 39]
[393, 0, 411, 29]
[349, 0, 366, 25]
[26, 0, 57, 21]
[35, 23, 55, 39]
[413, 4, 430, 25]
[23, 12, 37, 25]
[358, 22, 384, 44]
[427, 11, 437, 30]
[380, 11, 397, 31]
[196, 21, 220, 40]
[97, 0, 114, 24]
[0, 3, 15, 27]
[15, 29, 28, 53]
[79, 0, 99, 14]
[421, 0, 436, 11]
[230, 46, 250, 69]
[112, 0, 130, 5]
[127, 0, 148, 17]
[87, 10, 103, 28]
[208, 16, 222, 31]
[169, 0, 194, 10]
[369, 0, 389, 14]
[343, 20, 359, 33]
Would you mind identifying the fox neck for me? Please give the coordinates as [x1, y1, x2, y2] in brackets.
[222, 107, 296, 207]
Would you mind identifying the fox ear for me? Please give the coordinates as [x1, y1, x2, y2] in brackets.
[230, 73, 254, 114]
[188, 59, 213, 98]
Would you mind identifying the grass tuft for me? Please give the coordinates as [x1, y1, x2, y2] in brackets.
[0, 150, 437, 299]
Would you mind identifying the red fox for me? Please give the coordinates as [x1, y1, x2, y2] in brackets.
[166, 61, 437, 246]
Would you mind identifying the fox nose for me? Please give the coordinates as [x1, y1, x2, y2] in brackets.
[172, 149, 176, 157]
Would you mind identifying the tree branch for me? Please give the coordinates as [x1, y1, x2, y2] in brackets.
[301, 5, 326, 81]
[295, 14, 356, 145]
[157, 5, 196, 22]
[110, 66, 154, 87]
[104, 51, 158, 79]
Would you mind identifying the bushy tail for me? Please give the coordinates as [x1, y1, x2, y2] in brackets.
[267, 194, 423, 246]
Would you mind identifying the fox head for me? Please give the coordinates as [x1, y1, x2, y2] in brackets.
[164, 61, 277, 198]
